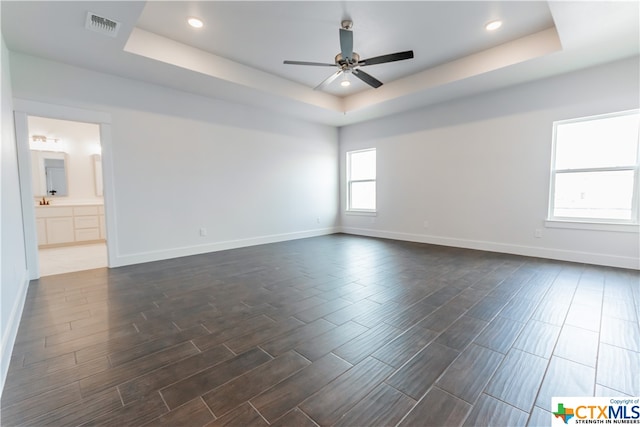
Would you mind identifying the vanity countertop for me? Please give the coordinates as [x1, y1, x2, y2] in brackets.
[35, 201, 104, 207]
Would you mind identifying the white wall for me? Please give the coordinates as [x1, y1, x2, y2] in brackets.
[340, 57, 640, 269]
[10, 52, 339, 266]
[1, 37, 29, 396]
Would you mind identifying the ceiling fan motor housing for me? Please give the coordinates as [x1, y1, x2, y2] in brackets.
[335, 52, 360, 67]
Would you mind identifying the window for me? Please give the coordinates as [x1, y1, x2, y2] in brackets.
[347, 148, 376, 212]
[548, 110, 639, 225]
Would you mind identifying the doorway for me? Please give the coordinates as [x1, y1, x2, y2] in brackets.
[28, 116, 108, 276]
[14, 100, 115, 280]
[13, 98, 118, 280]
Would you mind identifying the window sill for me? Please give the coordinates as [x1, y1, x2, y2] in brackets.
[545, 220, 639, 233]
[345, 210, 377, 217]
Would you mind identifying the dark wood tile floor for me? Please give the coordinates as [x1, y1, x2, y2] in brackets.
[2, 234, 639, 426]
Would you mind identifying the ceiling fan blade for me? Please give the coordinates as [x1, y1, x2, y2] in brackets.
[339, 28, 353, 61]
[353, 69, 383, 88]
[284, 60, 336, 67]
[359, 50, 414, 66]
[314, 70, 343, 91]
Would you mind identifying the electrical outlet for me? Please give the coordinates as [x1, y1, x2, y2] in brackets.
[534, 228, 542, 238]
[316, 217, 320, 224]
[200, 228, 207, 237]
[423, 220, 429, 229]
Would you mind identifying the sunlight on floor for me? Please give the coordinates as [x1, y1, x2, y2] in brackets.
[39, 243, 107, 276]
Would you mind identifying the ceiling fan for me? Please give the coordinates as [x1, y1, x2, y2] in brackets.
[283, 20, 414, 91]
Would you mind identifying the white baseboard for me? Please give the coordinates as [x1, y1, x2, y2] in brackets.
[1, 269, 30, 398]
[111, 227, 339, 267]
[340, 227, 640, 270]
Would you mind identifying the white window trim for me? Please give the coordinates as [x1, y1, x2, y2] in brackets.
[545, 220, 639, 233]
[547, 109, 640, 228]
[346, 148, 377, 213]
[345, 210, 377, 217]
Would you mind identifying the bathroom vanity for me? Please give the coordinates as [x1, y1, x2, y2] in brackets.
[35, 204, 105, 247]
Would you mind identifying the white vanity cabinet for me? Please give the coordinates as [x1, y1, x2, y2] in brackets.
[73, 206, 101, 242]
[98, 206, 106, 239]
[46, 217, 75, 244]
[35, 218, 47, 246]
[35, 205, 105, 247]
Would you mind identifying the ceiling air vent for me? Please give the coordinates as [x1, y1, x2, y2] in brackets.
[85, 12, 121, 38]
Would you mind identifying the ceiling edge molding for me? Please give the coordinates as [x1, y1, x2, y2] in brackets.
[344, 26, 562, 113]
[124, 27, 344, 113]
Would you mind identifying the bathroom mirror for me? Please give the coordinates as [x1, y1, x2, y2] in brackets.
[31, 151, 69, 197]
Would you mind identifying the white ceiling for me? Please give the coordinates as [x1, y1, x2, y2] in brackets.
[136, 1, 555, 95]
[2, 1, 638, 127]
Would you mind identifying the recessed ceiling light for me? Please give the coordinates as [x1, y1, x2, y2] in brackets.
[188, 17, 204, 28]
[485, 20, 502, 31]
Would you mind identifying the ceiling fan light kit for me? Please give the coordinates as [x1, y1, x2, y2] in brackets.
[340, 71, 351, 87]
[283, 20, 414, 91]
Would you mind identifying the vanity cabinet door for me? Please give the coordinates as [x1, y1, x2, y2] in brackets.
[36, 218, 47, 246]
[99, 215, 106, 239]
[45, 217, 75, 245]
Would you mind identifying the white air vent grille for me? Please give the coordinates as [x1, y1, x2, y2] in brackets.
[85, 12, 121, 38]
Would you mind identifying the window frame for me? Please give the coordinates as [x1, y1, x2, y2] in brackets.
[346, 148, 377, 213]
[547, 109, 640, 228]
